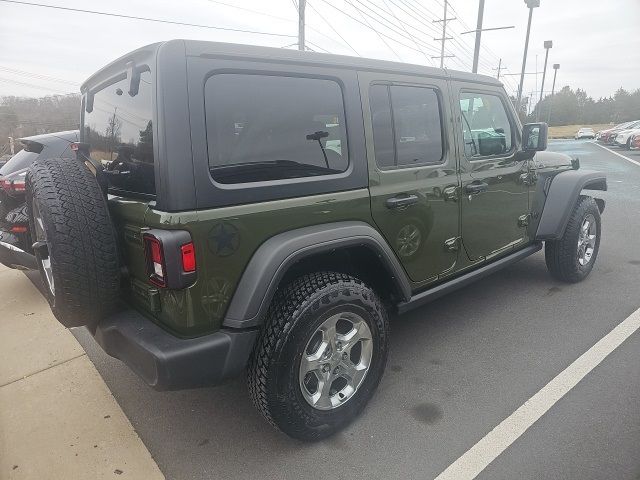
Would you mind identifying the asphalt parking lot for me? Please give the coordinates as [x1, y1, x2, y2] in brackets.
[72, 139, 640, 480]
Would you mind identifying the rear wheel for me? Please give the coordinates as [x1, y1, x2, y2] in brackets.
[545, 196, 601, 283]
[26, 158, 120, 328]
[248, 272, 389, 441]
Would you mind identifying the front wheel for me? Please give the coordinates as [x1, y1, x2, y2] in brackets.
[248, 272, 389, 441]
[545, 196, 601, 283]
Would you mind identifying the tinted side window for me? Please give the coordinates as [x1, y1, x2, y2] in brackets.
[459, 92, 513, 158]
[84, 69, 155, 195]
[391, 86, 443, 166]
[205, 74, 349, 184]
[369, 84, 444, 169]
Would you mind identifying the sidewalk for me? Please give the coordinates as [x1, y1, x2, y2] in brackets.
[0, 264, 164, 479]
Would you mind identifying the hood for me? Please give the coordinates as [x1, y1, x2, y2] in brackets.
[534, 150, 573, 170]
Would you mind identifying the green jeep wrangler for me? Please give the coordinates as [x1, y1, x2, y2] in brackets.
[26, 40, 606, 441]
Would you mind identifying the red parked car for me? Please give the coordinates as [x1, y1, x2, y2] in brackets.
[630, 134, 640, 151]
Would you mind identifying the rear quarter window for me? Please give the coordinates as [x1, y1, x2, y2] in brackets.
[204, 73, 349, 184]
[83, 69, 155, 196]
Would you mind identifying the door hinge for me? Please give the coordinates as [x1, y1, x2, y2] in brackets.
[518, 214, 531, 227]
[444, 237, 460, 252]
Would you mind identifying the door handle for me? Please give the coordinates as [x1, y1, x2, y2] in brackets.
[465, 182, 489, 195]
[442, 185, 459, 202]
[386, 194, 419, 209]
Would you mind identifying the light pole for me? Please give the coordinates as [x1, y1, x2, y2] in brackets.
[516, 0, 540, 113]
[537, 40, 553, 121]
[547, 63, 560, 124]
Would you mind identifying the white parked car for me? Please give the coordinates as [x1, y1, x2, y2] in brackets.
[615, 127, 640, 149]
[575, 127, 595, 139]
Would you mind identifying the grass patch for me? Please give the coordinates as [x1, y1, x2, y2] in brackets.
[548, 124, 612, 139]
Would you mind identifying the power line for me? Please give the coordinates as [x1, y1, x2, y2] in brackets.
[322, 0, 429, 58]
[349, 0, 439, 55]
[305, 40, 332, 54]
[306, 0, 360, 56]
[397, 0, 470, 70]
[205, 0, 346, 51]
[380, 0, 432, 65]
[0, 66, 79, 86]
[1, 0, 297, 38]
[360, 0, 441, 55]
[343, 0, 403, 61]
[0, 77, 76, 95]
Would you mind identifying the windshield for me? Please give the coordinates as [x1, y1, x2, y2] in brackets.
[83, 69, 155, 196]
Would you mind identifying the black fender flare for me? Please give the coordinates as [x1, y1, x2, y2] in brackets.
[535, 169, 607, 241]
[222, 221, 411, 329]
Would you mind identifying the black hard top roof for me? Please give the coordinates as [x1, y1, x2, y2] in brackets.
[81, 39, 503, 92]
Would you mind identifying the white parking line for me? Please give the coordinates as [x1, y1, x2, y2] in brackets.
[590, 141, 640, 167]
[434, 307, 640, 480]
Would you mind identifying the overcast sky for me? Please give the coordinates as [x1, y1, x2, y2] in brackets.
[1, 0, 639, 104]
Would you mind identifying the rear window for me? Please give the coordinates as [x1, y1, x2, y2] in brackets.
[84, 69, 155, 195]
[205, 73, 349, 184]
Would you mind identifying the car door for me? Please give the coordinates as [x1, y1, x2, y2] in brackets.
[452, 85, 531, 261]
[360, 72, 460, 284]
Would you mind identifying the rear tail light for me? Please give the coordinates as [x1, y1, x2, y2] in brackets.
[143, 230, 197, 289]
[11, 180, 25, 192]
[144, 234, 166, 287]
[1, 178, 26, 194]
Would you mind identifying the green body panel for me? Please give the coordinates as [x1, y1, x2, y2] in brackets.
[358, 71, 461, 286]
[104, 63, 575, 339]
[108, 189, 374, 336]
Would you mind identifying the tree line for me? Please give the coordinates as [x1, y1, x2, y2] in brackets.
[0, 94, 80, 156]
[519, 86, 640, 126]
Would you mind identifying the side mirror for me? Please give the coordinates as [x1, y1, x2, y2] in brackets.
[522, 122, 548, 152]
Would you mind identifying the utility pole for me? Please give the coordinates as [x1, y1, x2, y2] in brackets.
[493, 58, 506, 79]
[547, 63, 560, 124]
[433, 0, 455, 68]
[461, 1, 513, 74]
[472, 0, 485, 73]
[516, 0, 540, 112]
[537, 40, 553, 121]
[298, 0, 306, 51]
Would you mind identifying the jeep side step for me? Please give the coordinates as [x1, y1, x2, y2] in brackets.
[397, 243, 542, 314]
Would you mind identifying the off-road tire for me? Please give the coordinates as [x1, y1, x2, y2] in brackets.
[26, 158, 120, 328]
[545, 196, 601, 283]
[247, 272, 389, 441]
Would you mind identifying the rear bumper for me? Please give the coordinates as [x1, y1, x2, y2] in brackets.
[94, 309, 258, 391]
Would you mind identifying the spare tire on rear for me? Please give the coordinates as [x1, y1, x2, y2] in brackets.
[26, 158, 120, 328]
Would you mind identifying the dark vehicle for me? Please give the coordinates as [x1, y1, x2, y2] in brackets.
[26, 41, 606, 441]
[0, 131, 78, 270]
